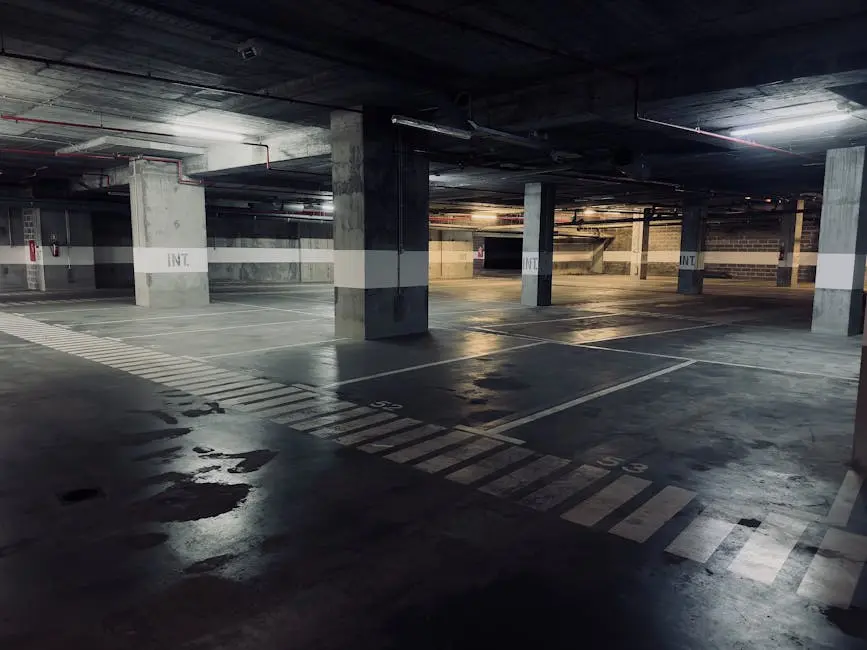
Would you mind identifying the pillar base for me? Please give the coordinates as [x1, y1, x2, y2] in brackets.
[677, 270, 704, 295]
[521, 273, 553, 306]
[335, 286, 428, 340]
[776, 267, 793, 287]
[134, 273, 210, 308]
[811, 288, 863, 336]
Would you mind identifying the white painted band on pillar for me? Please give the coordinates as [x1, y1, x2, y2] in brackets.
[133, 247, 209, 274]
[778, 253, 794, 268]
[815, 253, 866, 290]
[678, 251, 703, 271]
[333, 249, 428, 289]
[522, 251, 553, 276]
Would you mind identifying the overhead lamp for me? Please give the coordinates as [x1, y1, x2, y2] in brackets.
[583, 207, 596, 215]
[391, 115, 473, 140]
[730, 112, 850, 137]
[471, 213, 498, 221]
[169, 124, 247, 142]
[321, 202, 335, 212]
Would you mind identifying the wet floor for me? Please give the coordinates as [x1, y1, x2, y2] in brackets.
[0, 275, 864, 649]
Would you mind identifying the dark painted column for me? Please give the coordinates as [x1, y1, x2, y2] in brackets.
[855, 335, 867, 473]
[811, 147, 867, 336]
[521, 182, 556, 306]
[677, 200, 707, 294]
[330, 108, 429, 340]
[631, 207, 651, 279]
[777, 199, 804, 287]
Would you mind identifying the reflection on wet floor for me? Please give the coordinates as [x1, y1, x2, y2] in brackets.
[0, 276, 864, 649]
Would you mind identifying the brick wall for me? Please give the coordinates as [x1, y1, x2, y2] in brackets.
[703, 263, 777, 281]
[648, 224, 680, 276]
[705, 223, 780, 252]
[604, 225, 632, 252]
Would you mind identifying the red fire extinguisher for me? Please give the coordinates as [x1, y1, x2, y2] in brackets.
[49, 234, 60, 258]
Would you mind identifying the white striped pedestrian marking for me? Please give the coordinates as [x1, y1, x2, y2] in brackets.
[247, 394, 319, 416]
[826, 470, 863, 527]
[134, 364, 212, 379]
[610, 486, 696, 542]
[207, 384, 298, 403]
[309, 411, 397, 438]
[273, 400, 356, 424]
[446, 446, 535, 485]
[335, 418, 423, 446]
[385, 430, 473, 464]
[138, 367, 227, 382]
[172, 378, 270, 393]
[479, 455, 570, 497]
[519, 464, 610, 512]
[796, 528, 867, 608]
[665, 516, 737, 563]
[562, 475, 651, 527]
[728, 513, 809, 584]
[358, 424, 444, 453]
[414, 438, 504, 474]
[291, 407, 377, 432]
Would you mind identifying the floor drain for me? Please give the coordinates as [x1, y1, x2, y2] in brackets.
[58, 487, 104, 505]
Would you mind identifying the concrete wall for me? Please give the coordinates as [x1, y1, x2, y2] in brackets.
[429, 230, 473, 279]
[0, 208, 27, 290]
[39, 209, 96, 289]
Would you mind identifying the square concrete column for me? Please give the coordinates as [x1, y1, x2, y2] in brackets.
[631, 207, 651, 279]
[521, 182, 556, 306]
[331, 108, 430, 339]
[129, 159, 209, 308]
[777, 199, 805, 287]
[812, 147, 867, 336]
[677, 200, 707, 294]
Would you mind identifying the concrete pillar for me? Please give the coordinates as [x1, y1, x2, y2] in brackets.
[521, 182, 556, 306]
[777, 199, 805, 287]
[677, 200, 707, 294]
[129, 159, 209, 308]
[631, 207, 651, 279]
[812, 147, 867, 336]
[330, 108, 429, 339]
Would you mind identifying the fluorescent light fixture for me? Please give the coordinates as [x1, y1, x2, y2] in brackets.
[583, 207, 596, 215]
[391, 115, 473, 140]
[322, 202, 334, 212]
[730, 112, 850, 137]
[471, 213, 498, 221]
[169, 124, 246, 142]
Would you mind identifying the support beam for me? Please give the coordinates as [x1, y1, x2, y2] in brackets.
[521, 182, 556, 306]
[812, 147, 867, 336]
[330, 108, 429, 339]
[129, 160, 209, 308]
[631, 207, 651, 279]
[778, 199, 805, 287]
[677, 200, 707, 295]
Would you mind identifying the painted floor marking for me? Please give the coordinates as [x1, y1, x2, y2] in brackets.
[446, 446, 535, 485]
[213, 385, 302, 404]
[561, 475, 651, 527]
[486, 360, 696, 435]
[309, 411, 398, 438]
[199, 338, 348, 358]
[479, 455, 570, 497]
[826, 470, 864, 527]
[116, 317, 320, 339]
[179, 379, 275, 396]
[796, 528, 867, 608]
[519, 464, 611, 512]
[665, 516, 737, 563]
[728, 513, 809, 584]
[385, 430, 473, 464]
[138, 367, 228, 383]
[273, 400, 356, 424]
[360, 423, 445, 454]
[245, 394, 319, 416]
[291, 407, 378, 433]
[415, 437, 505, 474]
[322, 341, 546, 388]
[610, 485, 696, 542]
[335, 418, 423, 446]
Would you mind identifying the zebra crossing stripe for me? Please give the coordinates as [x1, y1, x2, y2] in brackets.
[171, 377, 270, 392]
[665, 516, 737, 563]
[479, 455, 570, 497]
[446, 446, 535, 485]
[308, 411, 397, 438]
[728, 513, 809, 584]
[414, 437, 504, 474]
[235, 392, 317, 410]
[273, 400, 356, 424]
[562, 475, 651, 527]
[358, 423, 444, 453]
[206, 384, 297, 403]
[292, 407, 377, 432]
[335, 418, 423, 446]
[385, 430, 472, 464]
[796, 528, 867, 608]
[132, 363, 210, 378]
[519, 464, 610, 512]
[610, 486, 696, 543]
[137, 367, 227, 382]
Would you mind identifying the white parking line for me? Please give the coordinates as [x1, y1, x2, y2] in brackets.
[826, 470, 864, 527]
[116, 317, 321, 339]
[199, 338, 348, 358]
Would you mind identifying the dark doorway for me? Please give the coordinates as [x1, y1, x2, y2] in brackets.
[484, 237, 522, 270]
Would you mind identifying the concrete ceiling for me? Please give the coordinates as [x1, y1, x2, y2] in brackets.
[2, 0, 867, 212]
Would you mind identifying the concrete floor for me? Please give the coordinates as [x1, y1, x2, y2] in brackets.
[0, 275, 864, 649]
